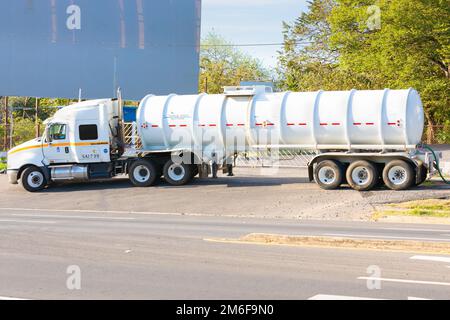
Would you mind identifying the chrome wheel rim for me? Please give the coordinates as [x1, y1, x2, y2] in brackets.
[388, 166, 407, 185]
[318, 167, 336, 185]
[27, 171, 44, 188]
[351, 166, 371, 186]
[168, 163, 185, 181]
[133, 165, 151, 182]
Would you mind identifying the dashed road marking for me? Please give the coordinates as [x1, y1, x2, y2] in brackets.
[0, 219, 56, 224]
[308, 294, 383, 300]
[357, 277, 450, 287]
[325, 233, 450, 242]
[410, 255, 450, 264]
[0, 296, 28, 300]
[10, 214, 135, 221]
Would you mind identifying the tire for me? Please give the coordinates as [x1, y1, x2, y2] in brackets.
[163, 160, 194, 186]
[346, 160, 378, 191]
[382, 160, 415, 190]
[314, 160, 344, 190]
[415, 164, 428, 186]
[21, 166, 47, 192]
[129, 159, 158, 187]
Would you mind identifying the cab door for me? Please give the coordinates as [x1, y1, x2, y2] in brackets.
[43, 123, 74, 164]
[74, 122, 110, 163]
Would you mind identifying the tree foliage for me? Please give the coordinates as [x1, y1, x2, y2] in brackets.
[278, 0, 449, 129]
[199, 32, 271, 93]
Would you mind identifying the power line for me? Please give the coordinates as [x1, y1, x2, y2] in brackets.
[200, 41, 312, 48]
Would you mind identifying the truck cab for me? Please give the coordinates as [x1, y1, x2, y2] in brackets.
[7, 99, 121, 191]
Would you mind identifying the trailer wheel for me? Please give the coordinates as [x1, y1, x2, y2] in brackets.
[382, 160, 414, 190]
[22, 166, 47, 192]
[129, 159, 158, 187]
[346, 160, 378, 191]
[314, 160, 344, 190]
[163, 160, 194, 186]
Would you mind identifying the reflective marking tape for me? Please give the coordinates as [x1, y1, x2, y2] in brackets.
[366, 122, 374, 125]
[226, 124, 233, 127]
[332, 122, 341, 126]
[8, 142, 109, 155]
[287, 123, 295, 126]
[209, 124, 217, 127]
[353, 122, 362, 125]
[179, 124, 187, 127]
[237, 124, 245, 127]
[320, 123, 328, 126]
[299, 123, 307, 126]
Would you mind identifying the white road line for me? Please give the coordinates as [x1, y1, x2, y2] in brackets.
[325, 233, 450, 242]
[0, 219, 56, 224]
[0, 207, 183, 216]
[0, 296, 28, 300]
[382, 227, 450, 233]
[357, 277, 450, 287]
[10, 214, 135, 221]
[408, 297, 431, 300]
[308, 294, 384, 300]
[410, 255, 450, 263]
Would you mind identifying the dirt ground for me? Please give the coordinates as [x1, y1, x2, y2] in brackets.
[0, 167, 448, 221]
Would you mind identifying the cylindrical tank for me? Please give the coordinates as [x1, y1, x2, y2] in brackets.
[136, 87, 424, 157]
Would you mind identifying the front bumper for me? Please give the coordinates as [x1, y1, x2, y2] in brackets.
[7, 169, 19, 184]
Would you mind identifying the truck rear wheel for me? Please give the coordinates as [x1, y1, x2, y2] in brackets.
[314, 160, 344, 190]
[346, 160, 379, 191]
[382, 160, 414, 190]
[163, 160, 193, 186]
[22, 166, 47, 192]
[129, 159, 158, 187]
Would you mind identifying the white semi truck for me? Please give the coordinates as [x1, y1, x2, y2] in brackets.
[7, 86, 438, 192]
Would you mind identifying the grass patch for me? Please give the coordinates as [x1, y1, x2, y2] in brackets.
[374, 199, 450, 219]
[0, 158, 6, 171]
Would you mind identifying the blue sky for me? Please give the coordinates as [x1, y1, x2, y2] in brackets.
[201, 0, 309, 69]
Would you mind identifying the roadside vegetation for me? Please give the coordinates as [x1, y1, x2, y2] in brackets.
[0, 158, 6, 171]
[278, 0, 449, 143]
[374, 199, 450, 219]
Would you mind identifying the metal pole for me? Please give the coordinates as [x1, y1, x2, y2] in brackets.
[3, 96, 9, 150]
[35, 97, 40, 138]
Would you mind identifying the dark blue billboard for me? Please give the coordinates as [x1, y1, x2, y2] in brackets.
[0, 0, 202, 100]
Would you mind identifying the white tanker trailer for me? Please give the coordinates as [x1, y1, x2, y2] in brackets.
[6, 86, 438, 192]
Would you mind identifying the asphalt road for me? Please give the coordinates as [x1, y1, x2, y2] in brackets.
[0, 169, 448, 221]
[1, 208, 450, 300]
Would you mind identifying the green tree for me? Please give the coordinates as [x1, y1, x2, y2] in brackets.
[199, 32, 271, 93]
[278, 0, 449, 141]
[11, 118, 37, 146]
[329, 0, 449, 127]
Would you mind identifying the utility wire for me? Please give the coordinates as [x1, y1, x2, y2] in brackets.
[200, 41, 312, 47]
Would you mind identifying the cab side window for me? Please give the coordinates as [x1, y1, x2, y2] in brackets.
[48, 124, 66, 141]
[79, 124, 98, 140]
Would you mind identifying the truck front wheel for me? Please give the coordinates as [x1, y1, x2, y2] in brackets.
[22, 166, 47, 192]
[129, 159, 158, 187]
[163, 160, 193, 186]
